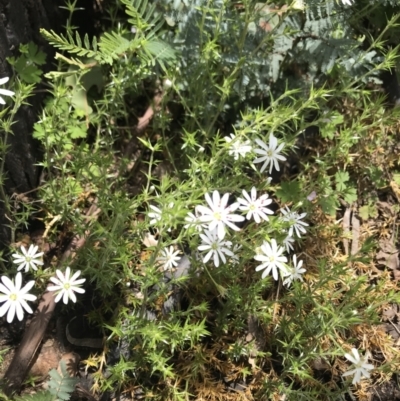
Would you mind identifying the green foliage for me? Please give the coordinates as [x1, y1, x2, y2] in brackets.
[4, 0, 400, 400]
[335, 170, 357, 204]
[121, 0, 164, 34]
[14, 392, 54, 401]
[7, 43, 46, 84]
[393, 172, 400, 186]
[32, 84, 89, 152]
[276, 180, 303, 204]
[40, 0, 175, 70]
[359, 201, 378, 220]
[48, 361, 78, 400]
[13, 361, 78, 401]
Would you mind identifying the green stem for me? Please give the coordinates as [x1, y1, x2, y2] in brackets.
[203, 263, 226, 297]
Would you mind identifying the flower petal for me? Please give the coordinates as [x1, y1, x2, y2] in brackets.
[70, 270, 82, 282]
[20, 280, 35, 294]
[0, 300, 11, 317]
[54, 291, 63, 303]
[70, 286, 85, 294]
[68, 290, 77, 303]
[7, 302, 16, 323]
[62, 291, 69, 304]
[19, 299, 33, 314]
[14, 272, 23, 288]
[0, 282, 11, 295]
[1, 276, 15, 292]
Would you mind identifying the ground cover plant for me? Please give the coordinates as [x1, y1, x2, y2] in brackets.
[1, 0, 400, 400]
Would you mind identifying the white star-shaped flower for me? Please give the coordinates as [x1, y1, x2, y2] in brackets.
[282, 234, 295, 253]
[237, 187, 274, 223]
[184, 208, 208, 232]
[12, 244, 44, 272]
[47, 267, 86, 304]
[282, 254, 306, 287]
[224, 134, 252, 160]
[198, 229, 234, 267]
[254, 239, 288, 280]
[342, 348, 374, 384]
[147, 202, 174, 231]
[253, 133, 286, 174]
[230, 244, 242, 265]
[157, 246, 181, 270]
[340, 0, 353, 6]
[0, 272, 36, 323]
[148, 204, 162, 225]
[0, 77, 15, 105]
[280, 206, 309, 238]
[197, 190, 245, 239]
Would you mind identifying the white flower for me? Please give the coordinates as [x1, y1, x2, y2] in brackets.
[47, 267, 86, 304]
[282, 254, 306, 287]
[224, 134, 252, 160]
[282, 234, 295, 253]
[12, 244, 44, 272]
[231, 244, 242, 265]
[0, 273, 36, 323]
[0, 77, 15, 105]
[340, 0, 353, 5]
[292, 0, 304, 10]
[254, 239, 288, 280]
[148, 204, 162, 225]
[184, 208, 207, 232]
[184, 212, 198, 228]
[253, 133, 286, 174]
[163, 78, 173, 89]
[157, 246, 181, 270]
[280, 206, 309, 238]
[197, 190, 245, 239]
[237, 187, 274, 223]
[342, 348, 374, 385]
[198, 229, 234, 267]
[148, 202, 174, 230]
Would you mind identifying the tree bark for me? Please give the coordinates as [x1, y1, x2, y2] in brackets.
[0, 0, 63, 248]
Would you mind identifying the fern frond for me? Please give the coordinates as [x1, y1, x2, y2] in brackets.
[120, 0, 162, 32]
[145, 40, 176, 63]
[40, 29, 98, 60]
[47, 360, 78, 401]
[146, 17, 169, 39]
[137, 39, 176, 71]
[98, 31, 132, 64]
[41, 3, 175, 69]
[41, 28, 136, 66]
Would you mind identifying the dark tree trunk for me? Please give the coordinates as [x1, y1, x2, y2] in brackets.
[0, 0, 63, 249]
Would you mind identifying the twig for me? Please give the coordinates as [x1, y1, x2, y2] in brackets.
[342, 206, 352, 256]
[123, 91, 163, 159]
[388, 319, 400, 336]
[350, 211, 360, 256]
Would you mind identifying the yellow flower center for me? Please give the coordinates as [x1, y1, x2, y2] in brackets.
[63, 283, 71, 290]
[10, 293, 18, 301]
[213, 212, 222, 221]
